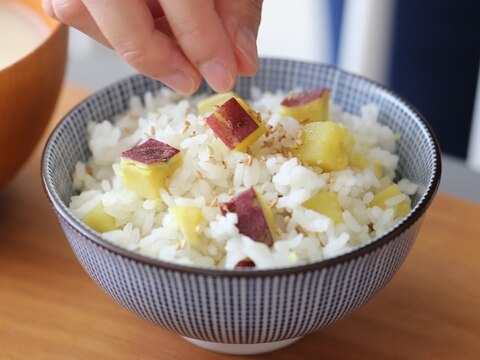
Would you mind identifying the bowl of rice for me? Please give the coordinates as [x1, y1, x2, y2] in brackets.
[42, 58, 441, 355]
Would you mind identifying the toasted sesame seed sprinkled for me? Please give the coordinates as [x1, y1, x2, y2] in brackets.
[270, 198, 278, 208]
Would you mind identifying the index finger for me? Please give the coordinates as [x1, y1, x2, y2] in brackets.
[159, 0, 238, 92]
[82, 0, 201, 94]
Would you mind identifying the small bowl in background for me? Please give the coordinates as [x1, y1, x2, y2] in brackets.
[42, 59, 441, 355]
[0, 0, 68, 188]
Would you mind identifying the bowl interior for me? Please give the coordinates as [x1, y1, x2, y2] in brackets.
[43, 59, 441, 267]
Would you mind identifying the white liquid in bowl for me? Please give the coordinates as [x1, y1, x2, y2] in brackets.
[0, 1, 49, 70]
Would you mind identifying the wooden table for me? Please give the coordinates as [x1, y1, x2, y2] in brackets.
[1, 86, 479, 360]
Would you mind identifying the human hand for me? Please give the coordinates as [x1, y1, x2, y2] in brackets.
[43, 0, 263, 94]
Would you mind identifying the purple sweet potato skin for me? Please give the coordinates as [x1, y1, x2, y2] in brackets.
[220, 187, 274, 247]
[234, 259, 256, 268]
[280, 88, 327, 107]
[121, 138, 180, 165]
[206, 98, 258, 150]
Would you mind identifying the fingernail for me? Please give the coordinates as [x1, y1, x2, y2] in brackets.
[236, 28, 258, 70]
[162, 70, 196, 95]
[200, 59, 234, 92]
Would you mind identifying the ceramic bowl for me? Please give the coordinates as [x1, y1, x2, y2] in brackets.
[42, 59, 441, 355]
[0, 0, 68, 188]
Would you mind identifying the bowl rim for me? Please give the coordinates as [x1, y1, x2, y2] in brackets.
[42, 59, 442, 277]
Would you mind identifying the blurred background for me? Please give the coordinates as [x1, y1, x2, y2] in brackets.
[66, 0, 480, 200]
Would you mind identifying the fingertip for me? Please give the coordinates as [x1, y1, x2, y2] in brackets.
[161, 70, 200, 95]
[200, 59, 237, 92]
[42, 0, 56, 19]
[235, 27, 259, 76]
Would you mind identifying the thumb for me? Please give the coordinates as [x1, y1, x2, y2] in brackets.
[216, 0, 263, 76]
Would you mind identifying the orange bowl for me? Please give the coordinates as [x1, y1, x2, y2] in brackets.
[0, 0, 68, 188]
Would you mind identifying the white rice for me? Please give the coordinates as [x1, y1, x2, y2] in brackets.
[69, 88, 417, 269]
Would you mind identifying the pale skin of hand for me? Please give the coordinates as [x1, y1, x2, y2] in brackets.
[43, 0, 263, 94]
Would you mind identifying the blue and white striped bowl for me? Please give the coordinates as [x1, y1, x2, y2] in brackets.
[42, 59, 441, 355]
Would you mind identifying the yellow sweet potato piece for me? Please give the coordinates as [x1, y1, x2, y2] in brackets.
[295, 121, 355, 171]
[370, 184, 412, 218]
[171, 206, 203, 245]
[254, 188, 278, 241]
[83, 203, 117, 233]
[120, 153, 183, 199]
[206, 97, 266, 152]
[279, 88, 330, 123]
[350, 154, 383, 178]
[303, 191, 343, 224]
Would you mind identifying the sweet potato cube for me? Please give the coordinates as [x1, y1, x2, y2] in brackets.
[220, 187, 276, 246]
[295, 121, 355, 171]
[171, 205, 203, 245]
[280, 88, 330, 123]
[234, 259, 256, 268]
[120, 139, 182, 199]
[82, 203, 117, 233]
[206, 97, 266, 152]
[303, 191, 343, 224]
[369, 184, 412, 218]
[350, 154, 383, 178]
[197, 91, 239, 114]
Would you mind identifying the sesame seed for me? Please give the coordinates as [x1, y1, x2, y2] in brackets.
[209, 198, 218, 207]
[247, 155, 253, 166]
[270, 198, 278, 208]
[228, 188, 235, 196]
[283, 215, 291, 223]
